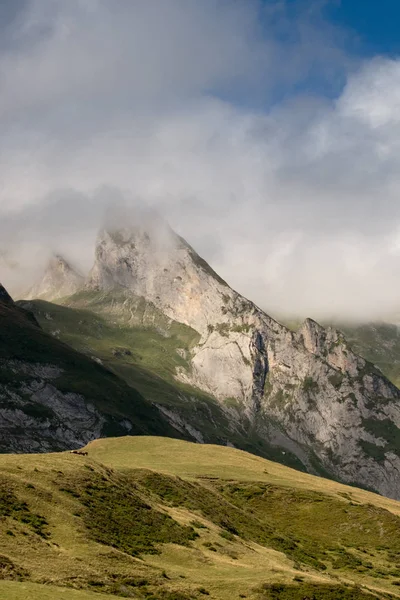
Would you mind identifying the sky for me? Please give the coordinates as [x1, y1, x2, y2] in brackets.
[1, 0, 400, 321]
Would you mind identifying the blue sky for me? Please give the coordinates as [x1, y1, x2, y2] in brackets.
[327, 0, 400, 57]
[2, 1, 400, 320]
[262, 0, 400, 57]
[258, 0, 400, 102]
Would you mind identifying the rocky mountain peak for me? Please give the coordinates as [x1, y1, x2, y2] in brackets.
[297, 317, 365, 376]
[86, 225, 233, 335]
[26, 254, 84, 301]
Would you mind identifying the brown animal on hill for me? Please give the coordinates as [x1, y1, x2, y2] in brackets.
[70, 450, 88, 456]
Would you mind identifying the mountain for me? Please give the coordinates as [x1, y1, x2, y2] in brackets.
[0, 436, 399, 600]
[25, 254, 84, 301]
[21, 220, 400, 500]
[0, 283, 181, 452]
[338, 322, 400, 388]
[284, 318, 400, 390]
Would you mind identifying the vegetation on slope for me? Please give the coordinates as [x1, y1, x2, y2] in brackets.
[1, 437, 400, 600]
[0, 295, 180, 444]
[20, 294, 307, 470]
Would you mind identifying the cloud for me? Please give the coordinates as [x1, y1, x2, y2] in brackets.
[1, 1, 400, 322]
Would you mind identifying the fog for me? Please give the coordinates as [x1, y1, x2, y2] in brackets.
[1, 1, 400, 321]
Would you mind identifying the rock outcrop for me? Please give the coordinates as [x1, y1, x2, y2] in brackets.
[26, 255, 84, 301]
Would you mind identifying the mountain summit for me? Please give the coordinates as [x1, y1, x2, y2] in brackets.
[26, 254, 84, 301]
[21, 219, 400, 499]
[86, 225, 229, 334]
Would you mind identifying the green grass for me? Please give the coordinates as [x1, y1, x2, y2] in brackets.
[359, 440, 387, 463]
[362, 418, 400, 458]
[0, 478, 49, 538]
[59, 470, 198, 556]
[0, 581, 116, 600]
[1, 437, 400, 599]
[0, 298, 181, 443]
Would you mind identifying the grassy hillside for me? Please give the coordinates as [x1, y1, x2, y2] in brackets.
[0, 294, 181, 446]
[1, 437, 400, 600]
[19, 295, 307, 471]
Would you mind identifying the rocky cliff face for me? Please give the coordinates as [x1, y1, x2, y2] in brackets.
[26, 255, 84, 301]
[21, 222, 400, 499]
[85, 227, 260, 404]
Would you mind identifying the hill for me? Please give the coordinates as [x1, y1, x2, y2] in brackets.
[0, 284, 180, 452]
[1, 436, 400, 600]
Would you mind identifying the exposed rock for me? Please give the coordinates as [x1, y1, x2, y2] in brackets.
[0, 283, 183, 453]
[86, 226, 231, 336]
[25, 255, 84, 301]
[0, 359, 104, 453]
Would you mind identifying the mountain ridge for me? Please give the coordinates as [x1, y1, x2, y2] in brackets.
[19, 219, 400, 499]
[25, 254, 84, 301]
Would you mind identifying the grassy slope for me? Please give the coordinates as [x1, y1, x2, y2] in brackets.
[0, 299, 180, 442]
[1, 437, 400, 600]
[20, 295, 307, 471]
[0, 581, 114, 600]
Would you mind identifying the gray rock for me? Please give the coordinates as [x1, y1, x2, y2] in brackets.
[25, 255, 84, 301]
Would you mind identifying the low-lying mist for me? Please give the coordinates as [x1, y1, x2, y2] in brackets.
[1, 187, 400, 325]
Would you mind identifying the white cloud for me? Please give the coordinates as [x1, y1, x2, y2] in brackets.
[1, 1, 400, 322]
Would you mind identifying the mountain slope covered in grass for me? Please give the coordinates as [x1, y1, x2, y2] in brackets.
[0, 284, 181, 452]
[20, 294, 305, 470]
[1, 436, 400, 600]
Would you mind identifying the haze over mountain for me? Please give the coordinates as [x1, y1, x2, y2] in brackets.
[2, 1, 400, 321]
[14, 217, 400, 501]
